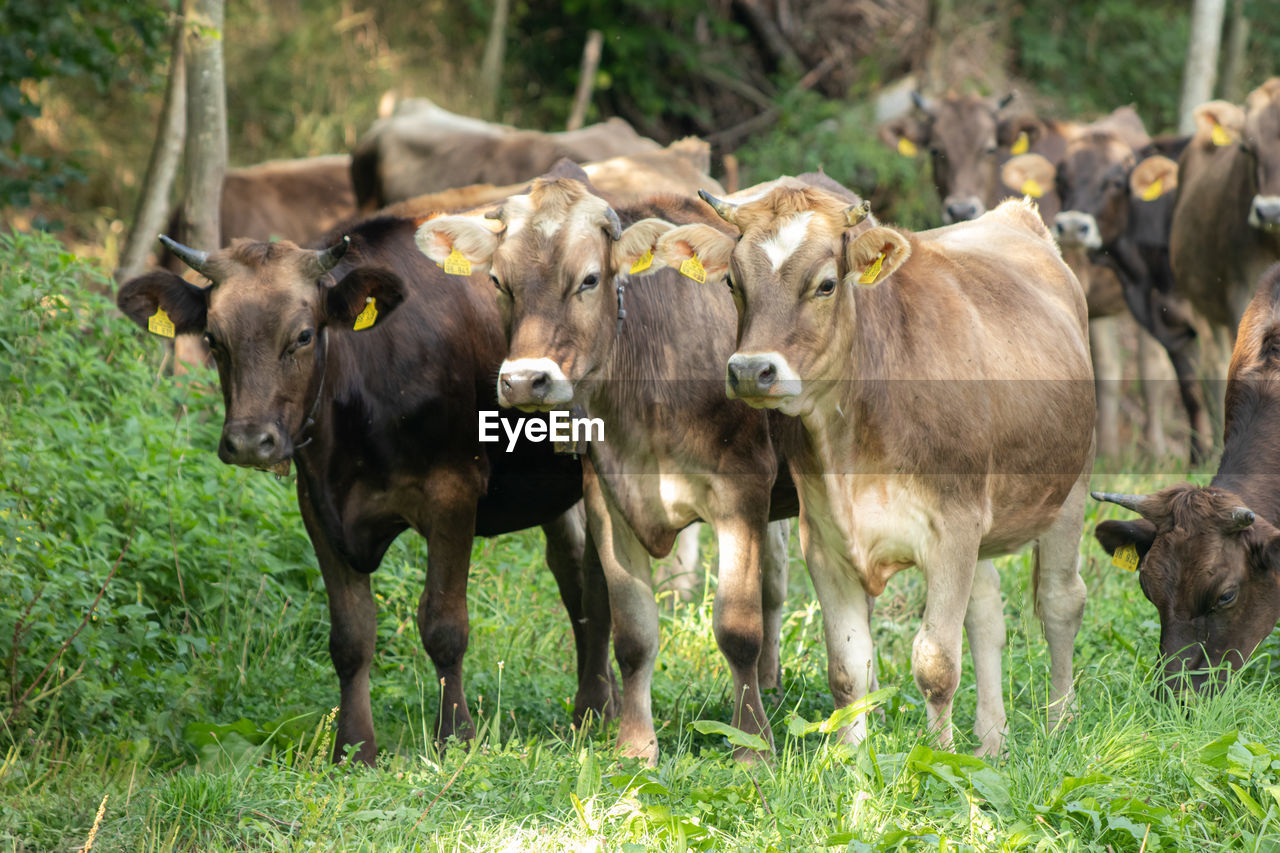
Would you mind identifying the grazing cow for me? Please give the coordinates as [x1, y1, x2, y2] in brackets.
[1171, 82, 1280, 336]
[1094, 262, 1280, 693]
[164, 155, 357, 271]
[1017, 130, 1210, 462]
[881, 95, 1167, 459]
[654, 188, 1094, 756]
[352, 98, 660, 209]
[414, 166, 805, 764]
[116, 219, 614, 765]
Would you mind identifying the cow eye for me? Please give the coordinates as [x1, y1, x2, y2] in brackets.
[297, 329, 314, 347]
[725, 273, 735, 293]
[579, 272, 600, 292]
[203, 332, 218, 351]
[1217, 589, 1238, 609]
[815, 278, 837, 297]
[490, 273, 502, 290]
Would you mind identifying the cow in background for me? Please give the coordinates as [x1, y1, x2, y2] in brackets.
[656, 187, 1094, 757]
[351, 98, 660, 210]
[880, 94, 1170, 460]
[117, 218, 614, 766]
[1009, 130, 1210, 462]
[1094, 262, 1280, 694]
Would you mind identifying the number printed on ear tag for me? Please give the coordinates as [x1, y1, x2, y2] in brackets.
[148, 307, 176, 338]
[858, 253, 885, 285]
[630, 250, 653, 274]
[1112, 543, 1140, 572]
[353, 297, 377, 331]
[443, 248, 471, 276]
[679, 254, 706, 283]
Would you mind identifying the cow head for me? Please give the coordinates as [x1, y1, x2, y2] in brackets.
[415, 175, 647, 412]
[1242, 79, 1280, 232]
[879, 91, 1020, 223]
[117, 235, 404, 468]
[654, 183, 881, 417]
[1048, 132, 1140, 250]
[1093, 486, 1280, 694]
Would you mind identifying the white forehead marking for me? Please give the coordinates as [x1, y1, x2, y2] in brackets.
[501, 195, 533, 239]
[760, 212, 814, 272]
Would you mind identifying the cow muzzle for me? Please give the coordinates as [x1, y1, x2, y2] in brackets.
[1249, 195, 1280, 232]
[942, 196, 985, 224]
[1054, 211, 1103, 249]
[219, 420, 290, 469]
[497, 357, 574, 411]
[726, 352, 801, 407]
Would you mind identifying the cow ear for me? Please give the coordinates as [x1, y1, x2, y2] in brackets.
[414, 215, 499, 275]
[1095, 519, 1157, 566]
[998, 114, 1043, 150]
[654, 223, 735, 284]
[326, 267, 406, 331]
[1001, 153, 1056, 199]
[117, 270, 209, 336]
[1192, 100, 1245, 147]
[1130, 155, 1179, 201]
[613, 218, 674, 276]
[844, 226, 911, 288]
[1250, 529, 1280, 573]
[877, 114, 927, 158]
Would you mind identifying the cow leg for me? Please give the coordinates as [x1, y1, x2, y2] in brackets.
[1167, 343, 1210, 466]
[653, 523, 702, 604]
[541, 505, 618, 725]
[1034, 474, 1088, 729]
[757, 518, 789, 694]
[417, 472, 480, 747]
[711, 515, 771, 759]
[1089, 316, 1121, 459]
[1138, 329, 1171, 458]
[964, 559, 1007, 757]
[583, 472, 660, 764]
[912, 537, 978, 752]
[297, 479, 378, 766]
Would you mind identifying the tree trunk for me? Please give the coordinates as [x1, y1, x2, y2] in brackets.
[176, 0, 227, 369]
[477, 0, 510, 120]
[1219, 0, 1250, 104]
[566, 30, 603, 131]
[1178, 0, 1226, 134]
[115, 11, 186, 285]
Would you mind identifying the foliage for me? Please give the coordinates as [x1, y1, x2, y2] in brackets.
[0, 0, 170, 207]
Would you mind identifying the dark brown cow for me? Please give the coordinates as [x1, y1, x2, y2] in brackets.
[1094, 262, 1280, 693]
[414, 167, 806, 764]
[164, 155, 356, 271]
[352, 98, 660, 210]
[1020, 131, 1211, 462]
[655, 190, 1094, 757]
[117, 218, 614, 765]
[1171, 82, 1280, 335]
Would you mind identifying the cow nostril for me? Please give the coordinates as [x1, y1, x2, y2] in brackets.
[727, 364, 741, 390]
[530, 372, 550, 394]
[258, 433, 276, 453]
[222, 434, 240, 455]
[758, 363, 776, 386]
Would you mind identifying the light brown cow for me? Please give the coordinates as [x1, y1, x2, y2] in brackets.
[414, 167, 804, 764]
[352, 98, 661, 210]
[652, 190, 1095, 756]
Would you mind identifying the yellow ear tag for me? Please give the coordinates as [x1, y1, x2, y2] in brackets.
[147, 306, 175, 338]
[442, 248, 471, 276]
[679, 254, 706, 283]
[1141, 178, 1163, 201]
[353, 297, 377, 331]
[1020, 178, 1044, 198]
[1211, 122, 1232, 147]
[897, 137, 918, 158]
[858, 252, 885, 285]
[1112, 543, 1140, 572]
[1010, 131, 1030, 156]
[630, 249, 653, 274]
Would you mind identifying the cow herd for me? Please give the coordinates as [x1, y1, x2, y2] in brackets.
[117, 81, 1280, 767]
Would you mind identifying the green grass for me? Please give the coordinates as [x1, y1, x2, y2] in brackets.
[5, 230, 1280, 850]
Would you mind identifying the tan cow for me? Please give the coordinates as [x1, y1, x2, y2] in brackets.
[650, 189, 1095, 756]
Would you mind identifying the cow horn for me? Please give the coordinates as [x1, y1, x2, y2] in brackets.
[844, 200, 872, 228]
[312, 236, 350, 274]
[698, 189, 740, 225]
[1228, 507, 1255, 531]
[997, 91, 1016, 110]
[158, 234, 209, 273]
[602, 207, 622, 241]
[910, 90, 932, 112]
[1091, 491, 1154, 516]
